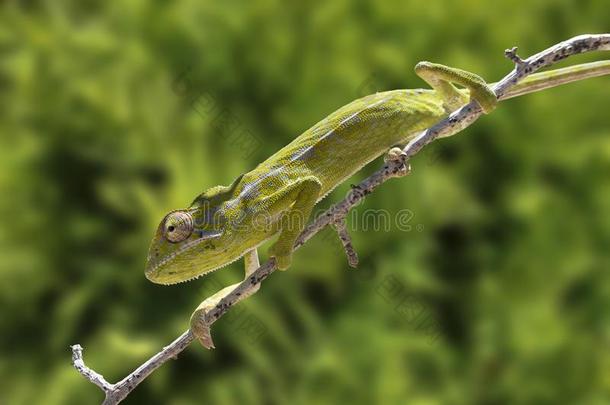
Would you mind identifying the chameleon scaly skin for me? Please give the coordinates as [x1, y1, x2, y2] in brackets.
[145, 62, 496, 284]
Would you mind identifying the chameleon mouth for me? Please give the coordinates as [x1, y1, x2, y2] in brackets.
[145, 231, 223, 284]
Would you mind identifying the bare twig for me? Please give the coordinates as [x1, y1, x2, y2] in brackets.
[71, 332, 194, 404]
[332, 218, 359, 268]
[72, 34, 610, 404]
[71, 345, 113, 393]
[504, 46, 525, 66]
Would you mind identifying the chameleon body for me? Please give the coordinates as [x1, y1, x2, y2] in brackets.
[144, 60, 608, 347]
[147, 90, 453, 280]
[145, 62, 496, 283]
[143, 61, 499, 347]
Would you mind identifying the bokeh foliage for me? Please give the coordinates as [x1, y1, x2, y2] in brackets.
[1, 1, 609, 404]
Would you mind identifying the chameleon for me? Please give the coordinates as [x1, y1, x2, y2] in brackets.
[144, 60, 610, 347]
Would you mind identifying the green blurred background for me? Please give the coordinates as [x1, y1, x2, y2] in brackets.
[1, 1, 609, 404]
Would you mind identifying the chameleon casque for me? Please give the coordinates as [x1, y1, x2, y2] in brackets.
[144, 61, 585, 347]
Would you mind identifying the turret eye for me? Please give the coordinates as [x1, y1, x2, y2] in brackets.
[163, 211, 193, 243]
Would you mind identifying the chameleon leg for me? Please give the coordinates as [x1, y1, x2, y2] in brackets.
[414, 61, 497, 114]
[267, 176, 322, 270]
[190, 173, 321, 347]
[189, 248, 260, 349]
[242, 248, 260, 297]
[190, 285, 231, 349]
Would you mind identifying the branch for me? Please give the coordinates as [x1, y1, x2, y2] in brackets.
[71, 345, 113, 393]
[71, 33, 610, 404]
[71, 332, 194, 404]
[332, 218, 359, 268]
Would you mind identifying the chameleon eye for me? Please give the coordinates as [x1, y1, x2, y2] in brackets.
[163, 211, 194, 243]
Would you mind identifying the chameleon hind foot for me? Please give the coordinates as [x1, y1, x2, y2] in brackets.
[384, 147, 411, 178]
[414, 61, 497, 114]
[385, 147, 407, 162]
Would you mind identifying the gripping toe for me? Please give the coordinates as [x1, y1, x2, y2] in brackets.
[190, 308, 215, 349]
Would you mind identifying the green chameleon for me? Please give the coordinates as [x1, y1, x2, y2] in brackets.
[144, 60, 609, 347]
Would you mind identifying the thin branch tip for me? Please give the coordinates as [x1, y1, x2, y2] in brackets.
[70, 344, 113, 393]
[71, 344, 82, 360]
[504, 46, 525, 66]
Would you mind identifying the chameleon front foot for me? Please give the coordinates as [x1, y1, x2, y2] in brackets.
[189, 250, 262, 349]
[190, 306, 216, 349]
[189, 285, 235, 349]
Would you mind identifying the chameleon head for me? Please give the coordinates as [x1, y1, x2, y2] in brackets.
[144, 206, 246, 284]
[145, 175, 253, 284]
